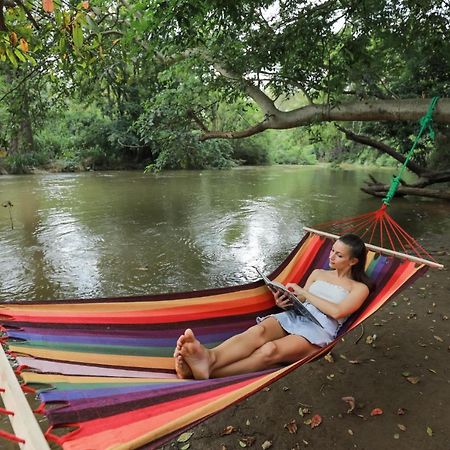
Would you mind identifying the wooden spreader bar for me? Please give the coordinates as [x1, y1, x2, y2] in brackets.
[303, 227, 444, 270]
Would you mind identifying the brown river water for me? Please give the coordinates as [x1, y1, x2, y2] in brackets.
[0, 165, 448, 303]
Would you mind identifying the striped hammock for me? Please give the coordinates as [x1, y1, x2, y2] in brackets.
[0, 229, 438, 450]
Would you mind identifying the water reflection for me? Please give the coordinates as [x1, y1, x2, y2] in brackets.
[37, 209, 102, 298]
[0, 166, 448, 302]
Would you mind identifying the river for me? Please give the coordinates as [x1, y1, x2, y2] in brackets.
[0, 166, 448, 303]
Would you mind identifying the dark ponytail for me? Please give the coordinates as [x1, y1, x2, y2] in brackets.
[338, 234, 373, 291]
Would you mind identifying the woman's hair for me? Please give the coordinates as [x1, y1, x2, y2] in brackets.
[338, 233, 373, 290]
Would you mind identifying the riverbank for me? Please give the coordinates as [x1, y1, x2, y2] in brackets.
[160, 232, 449, 450]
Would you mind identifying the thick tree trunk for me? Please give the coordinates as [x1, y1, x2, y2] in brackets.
[10, 116, 34, 154]
[8, 77, 34, 154]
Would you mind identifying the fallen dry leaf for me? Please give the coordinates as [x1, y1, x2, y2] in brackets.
[221, 426, 237, 436]
[298, 407, 310, 416]
[397, 424, 407, 432]
[324, 353, 334, 363]
[370, 408, 383, 416]
[433, 335, 443, 343]
[341, 396, 356, 414]
[426, 426, 433, 437]
[284, 419, 298, 434]
[239, 436, 256, 447]
[310, 414, 322, 429]
[406, 376, 420, 384]
[261, 440, 272, 449]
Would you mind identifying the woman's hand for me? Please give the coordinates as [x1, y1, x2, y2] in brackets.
[286, 283, 307, 302]
[273, 290, 292, 309]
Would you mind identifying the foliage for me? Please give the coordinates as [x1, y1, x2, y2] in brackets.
[0, 1, 449, 171]
[3, 151, 48, 174]
[34, 104, 126, 169]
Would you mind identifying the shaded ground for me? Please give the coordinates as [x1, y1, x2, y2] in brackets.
[1, 233, 449, 450]
[161, 231, 449, 450]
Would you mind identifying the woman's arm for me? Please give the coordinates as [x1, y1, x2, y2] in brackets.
[286, 272, 369, 320]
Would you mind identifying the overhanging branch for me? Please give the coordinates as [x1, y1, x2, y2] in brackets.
[199, 98, 450, 141]
[336, 125, 426, 176]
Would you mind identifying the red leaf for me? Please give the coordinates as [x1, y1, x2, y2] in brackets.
[9, 32, 18, 46]
[42, 0, 54, 13]
[19, 38, 28, 53]
[310, 414, 322, 428]
[370, 408, 383, 416]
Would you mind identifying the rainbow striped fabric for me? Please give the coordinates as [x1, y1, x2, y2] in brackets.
[0, 232, 428, 449]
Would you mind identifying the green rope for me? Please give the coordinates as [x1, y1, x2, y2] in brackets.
[382, 96, 440, 205]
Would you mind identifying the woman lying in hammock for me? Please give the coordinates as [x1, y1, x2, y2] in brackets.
[174, 234, 371, 380]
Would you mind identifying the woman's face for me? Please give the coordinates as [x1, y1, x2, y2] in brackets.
[329, 240, 358, 270]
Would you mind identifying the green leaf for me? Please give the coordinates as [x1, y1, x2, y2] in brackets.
[177, 432, 193, 443]
[14, 48, 27, 63]
[5, 48, 18, 68]
[54, 10, 62, 26]
[85, 15, 100, 33]
[24, 53, 37, 65]
[73, 25, 84, 49]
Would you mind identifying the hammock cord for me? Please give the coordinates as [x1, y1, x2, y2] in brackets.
[317, 96, 442, 262]
[382, 96, 440, 206]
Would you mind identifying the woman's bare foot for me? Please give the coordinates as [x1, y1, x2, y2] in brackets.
[174, 353, 193, 379]
[173, 335, 194, 379]
[179, 328, 213, 380]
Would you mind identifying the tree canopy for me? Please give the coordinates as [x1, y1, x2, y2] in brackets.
[1, 1, 450, 184]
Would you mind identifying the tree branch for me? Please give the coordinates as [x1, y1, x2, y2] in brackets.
[361, 184, 450, 201]
[0, 0, 7, 32]
[335, 125, 426, 176]
[187, 108, 209, 132]
[199, 98, 450, 141]
[13, 0, 40, 30]
[0, 65, 44, 102]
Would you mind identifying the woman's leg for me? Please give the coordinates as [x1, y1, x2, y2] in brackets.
[210, 334, 319, 378]
[175, 317, 287, 379]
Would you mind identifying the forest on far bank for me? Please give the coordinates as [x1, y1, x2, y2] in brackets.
[0, 1, 449, 199]
[0, 93, 400, 174]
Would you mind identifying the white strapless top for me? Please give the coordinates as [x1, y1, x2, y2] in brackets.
[305, 279, 350, 327]
[309, 280, 349, 303]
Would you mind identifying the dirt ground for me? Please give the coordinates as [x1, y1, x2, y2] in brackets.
[1, 234, 448, 450]
[160, 232, 450, 450]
